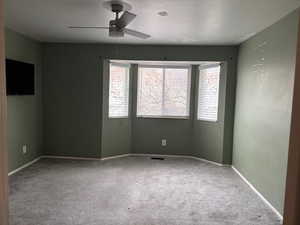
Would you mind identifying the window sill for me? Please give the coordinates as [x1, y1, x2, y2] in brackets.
[108, 116, 129, 119]
[136, 116, 190, 120]
[197, 119, 218, 123]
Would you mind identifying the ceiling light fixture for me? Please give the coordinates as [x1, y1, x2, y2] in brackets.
[69, 0, 151, 39]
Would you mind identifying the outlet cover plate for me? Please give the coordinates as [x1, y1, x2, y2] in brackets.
[22, 145, 27, 154]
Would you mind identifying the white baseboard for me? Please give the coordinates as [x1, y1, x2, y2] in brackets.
[41, 155, 102, 161]
[192, 156, 225, 167]
[129, 153, 225, 166]
[7, 154, 226, 177]
[45, 153, 226, 167]
[101, 154, 131, 161]
[42, 155, 130, 161]
[40, 154, 226, 167]
[8, 157, 42, 176]
[232, 166, 283, 221]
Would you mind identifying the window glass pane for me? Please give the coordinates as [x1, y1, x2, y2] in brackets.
[137, 68, 163, 116]
[137, 66, 190, 118]
[164, 68, 190, 116]
[198, 65, 220, 121]
[109, 64, 129, 118]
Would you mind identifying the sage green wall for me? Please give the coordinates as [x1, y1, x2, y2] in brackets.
[193, 63, 234, 164]
[101, 60, 132, 158]
[130, 65, 197, 156]
[5, 29, 43, 172]
[42, 45, 102, 158]
[233, 10, 299, 214]
[43, 44, 238, 160]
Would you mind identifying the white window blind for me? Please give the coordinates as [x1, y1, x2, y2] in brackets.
[137, 66, 191, 118]
[108, 63, 130, 118]
[197, 65, 220, 122]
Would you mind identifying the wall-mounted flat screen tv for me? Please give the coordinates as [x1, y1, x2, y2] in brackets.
[6, 59, 35, 95]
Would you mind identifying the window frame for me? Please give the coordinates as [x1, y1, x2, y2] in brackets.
[108, 62, 130, 119]
[136, 64, 192, 119]
[197, 63, 221, 122]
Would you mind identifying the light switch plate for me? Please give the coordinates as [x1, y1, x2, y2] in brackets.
[162, 139, 167, 147]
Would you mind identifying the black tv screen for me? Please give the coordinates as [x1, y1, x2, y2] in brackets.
[6, 59, 35, 95]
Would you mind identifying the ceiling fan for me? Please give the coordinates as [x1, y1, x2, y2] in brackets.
[69, 0, 151, 39]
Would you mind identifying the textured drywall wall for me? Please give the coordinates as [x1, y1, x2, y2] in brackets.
[130, 64, 197, 157]
[193, 62, 230, 164]
[101, 60, 131, 158]
[43, 44, 237, 160]
[5, 28, 43, 172]
[42, 45, 102, 158]
[233, 10, 299, 214]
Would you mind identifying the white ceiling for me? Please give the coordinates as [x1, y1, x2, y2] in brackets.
[5, 0, 300, 45]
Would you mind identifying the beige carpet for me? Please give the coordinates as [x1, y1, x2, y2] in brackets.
[9, 156, 282, 225]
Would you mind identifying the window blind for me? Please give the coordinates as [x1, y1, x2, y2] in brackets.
[197, 65, 220, 122]
[108, 63, 130, 118]
[137, 66, 190, 118]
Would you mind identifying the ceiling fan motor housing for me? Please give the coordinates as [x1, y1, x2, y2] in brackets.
[69, 1, 150, 39]
[111, 3, 124, 13]
[109, 20, 124, 37]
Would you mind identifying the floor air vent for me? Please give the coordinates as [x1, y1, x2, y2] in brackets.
[151, 157, 165, 160]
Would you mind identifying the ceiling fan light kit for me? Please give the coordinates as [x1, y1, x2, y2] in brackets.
[69, 0, 151, 39]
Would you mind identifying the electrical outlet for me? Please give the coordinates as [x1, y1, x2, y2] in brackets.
[162, 139, 167, 147]
[22, 145, 27, 154]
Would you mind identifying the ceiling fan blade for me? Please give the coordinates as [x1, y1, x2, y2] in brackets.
[117, 11, 136, 28]
[69, 26, 109, 29]
[124, 28, 151, 39]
